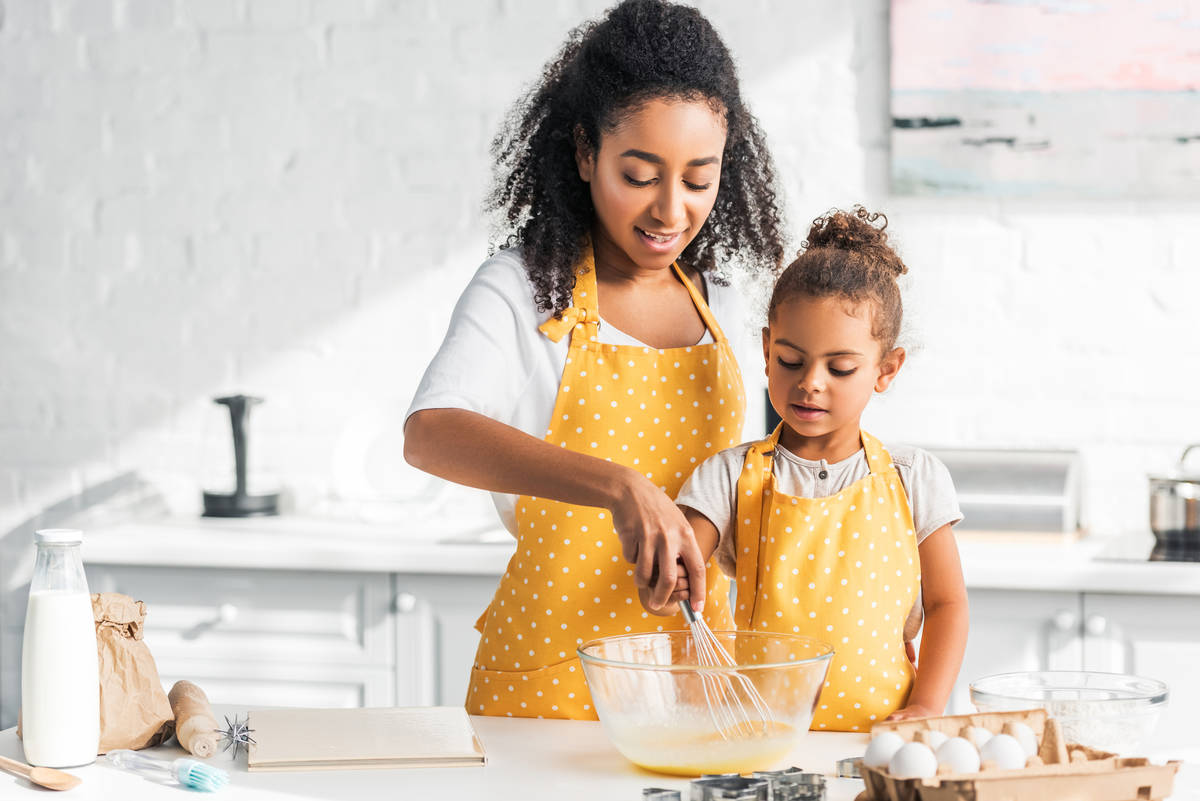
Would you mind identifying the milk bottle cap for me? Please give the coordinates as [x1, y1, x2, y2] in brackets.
[34, 528, 83, 545]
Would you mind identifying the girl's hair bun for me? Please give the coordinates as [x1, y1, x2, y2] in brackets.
[768, 204, 908, 350]
[804, 206, 906, 278]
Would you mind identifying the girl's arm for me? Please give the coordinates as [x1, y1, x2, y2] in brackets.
[682, 507, 720, 560]
[887, 524, 969, 720]
[404, 407, 709, 611]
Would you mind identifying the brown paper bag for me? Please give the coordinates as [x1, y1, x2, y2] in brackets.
[92, 592, 174, 753]
[17, 592, 175, 753]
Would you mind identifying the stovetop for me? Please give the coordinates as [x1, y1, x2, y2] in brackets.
[1095, 531, 1200, 563]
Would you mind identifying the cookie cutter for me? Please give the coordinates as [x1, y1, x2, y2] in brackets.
[751, 767, 826, 801]
[642, 789, 682, 801]
[689, 774, 770, 800]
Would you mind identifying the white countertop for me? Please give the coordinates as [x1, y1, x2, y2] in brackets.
[76, 516, 1200, 596]
[79, 516, 515, 575]
[3, 708, 1198, 801]
[0, 709, 871, 800]
[956, 535, 1200, 595]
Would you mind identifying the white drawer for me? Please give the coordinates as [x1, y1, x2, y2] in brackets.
[87, 565, 393, 667]
[155, 658, 394, 709]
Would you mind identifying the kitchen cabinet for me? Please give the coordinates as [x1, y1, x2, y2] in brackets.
[391, 573, 499, 707]
[4, 518, 1197, 745]
[1080, 593, 1200, 750]
[0, 563, 499, 725]
[946, 589, 1083, 715]
[86, 565, 397, 709]
[950, 589, 1196, 749]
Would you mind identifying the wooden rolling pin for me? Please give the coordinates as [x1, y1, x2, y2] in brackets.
[168, 680, 219, 758]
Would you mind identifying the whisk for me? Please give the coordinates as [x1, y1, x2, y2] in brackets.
[679, 600, 776, 740]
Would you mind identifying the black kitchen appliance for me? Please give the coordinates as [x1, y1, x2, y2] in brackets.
[202, 394, 279, 517]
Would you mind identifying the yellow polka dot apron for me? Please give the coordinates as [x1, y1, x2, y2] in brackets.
[466, 249, 745, 719]
[734, 425, 919, 732]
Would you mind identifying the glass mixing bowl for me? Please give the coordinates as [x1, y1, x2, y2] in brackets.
[970, 671, 1169, 754]
[578, 631, 834, 776]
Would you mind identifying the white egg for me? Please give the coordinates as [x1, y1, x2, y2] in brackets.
[888, 742, 938, 779]
[924, 729, 949, 750]
[960, 725, 994, 749]
[864, 731, 906, 768]
[936, 736, 981, 774]
[979, 733, 1027, 770]
[1003, 721, 1038, 757]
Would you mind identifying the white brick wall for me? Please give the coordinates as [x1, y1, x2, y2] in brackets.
[1, 0, 1198, 549]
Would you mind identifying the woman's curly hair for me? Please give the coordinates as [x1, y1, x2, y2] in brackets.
[768, 206, 908, 351]
[487, 0, 787, 316]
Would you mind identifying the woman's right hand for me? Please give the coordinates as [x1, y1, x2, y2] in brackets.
[610, 469, 707, 614]
[638, 569, 691, 616]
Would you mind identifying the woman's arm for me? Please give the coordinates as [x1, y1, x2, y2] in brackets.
[404, 407, 709, 610]
[887, 524, 969, 720]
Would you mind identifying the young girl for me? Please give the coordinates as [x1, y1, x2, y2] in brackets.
[404, 0, 786, 719]
[666, 207, 969, 732]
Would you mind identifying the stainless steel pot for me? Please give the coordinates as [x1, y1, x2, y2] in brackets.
[1149, 444, 1200, 537]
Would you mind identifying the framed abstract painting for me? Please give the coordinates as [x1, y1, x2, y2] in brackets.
[891, 0, 1200, 197]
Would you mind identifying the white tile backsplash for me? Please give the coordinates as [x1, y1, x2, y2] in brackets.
[1, 0, 1197, 541]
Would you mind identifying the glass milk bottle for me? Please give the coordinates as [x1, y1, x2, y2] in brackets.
[21, 529, 100, 767]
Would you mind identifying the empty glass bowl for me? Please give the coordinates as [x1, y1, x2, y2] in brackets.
[578, 631, 833, 776]
[970, 671, 1169, 754]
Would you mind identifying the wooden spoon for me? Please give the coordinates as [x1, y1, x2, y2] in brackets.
[0, 754, 82, 791]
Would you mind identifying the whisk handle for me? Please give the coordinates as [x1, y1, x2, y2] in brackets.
[678, 599, 698, 624]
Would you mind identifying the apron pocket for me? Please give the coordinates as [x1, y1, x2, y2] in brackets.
[468, 657, 596, 720]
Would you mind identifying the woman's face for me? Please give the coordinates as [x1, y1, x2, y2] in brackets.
[575, 97, 726, 274]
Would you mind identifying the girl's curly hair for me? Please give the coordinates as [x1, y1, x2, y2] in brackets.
[768, 206, 908, 351]
[487, 0, 787, 316]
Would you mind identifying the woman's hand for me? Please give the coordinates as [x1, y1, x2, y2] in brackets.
[884, 703, 938, 722]
[637, 569, 690, 616]
[611, 469, 707, 614]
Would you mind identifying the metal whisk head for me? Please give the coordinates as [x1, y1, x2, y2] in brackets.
[679, 600, 776, 741]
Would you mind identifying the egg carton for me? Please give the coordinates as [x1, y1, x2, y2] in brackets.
[856, 709, 1179, 801]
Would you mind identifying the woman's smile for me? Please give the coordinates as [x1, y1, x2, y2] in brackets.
[635, 226, 685, 252]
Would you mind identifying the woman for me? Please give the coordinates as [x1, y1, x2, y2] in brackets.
[404, 0, 786, 719]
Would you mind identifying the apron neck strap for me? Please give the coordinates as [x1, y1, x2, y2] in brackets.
[733, 424, 783, 628]
[860, 430, 893, 475]
[538, 245, 600, 343]
[673, 263, 728, 344]
[538, 241, 727, 345]
[753, 422, 784, 460]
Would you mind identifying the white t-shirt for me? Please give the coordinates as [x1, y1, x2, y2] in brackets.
[405, 249, 756, 534]
[675, 440, 963, 640]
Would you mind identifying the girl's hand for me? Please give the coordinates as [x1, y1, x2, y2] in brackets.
[611, 469, 707, 614]
[885, 703, 938, 722]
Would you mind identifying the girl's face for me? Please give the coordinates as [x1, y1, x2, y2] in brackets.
[763, 294, 905, 458]
[575, 97, 726, 274]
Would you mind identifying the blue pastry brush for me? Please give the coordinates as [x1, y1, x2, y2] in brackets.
[107, 749, 229, 792]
